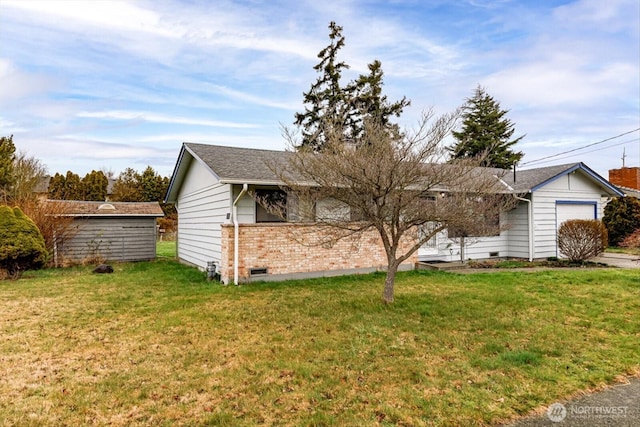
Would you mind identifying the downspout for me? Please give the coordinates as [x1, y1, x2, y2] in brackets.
[232, 183, 248, 285]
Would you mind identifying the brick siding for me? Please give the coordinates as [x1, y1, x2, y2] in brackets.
[220, 223, 418, 283]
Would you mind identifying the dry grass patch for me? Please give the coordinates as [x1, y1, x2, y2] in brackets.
[0, 262, 638, 426]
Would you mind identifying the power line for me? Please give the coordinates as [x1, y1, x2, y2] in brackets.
[521, 128, 640, 166]
[522, 138, 639, 166]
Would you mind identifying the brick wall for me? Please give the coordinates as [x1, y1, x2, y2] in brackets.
[609, 167, 640, 190]
[220, 223, 418, 283]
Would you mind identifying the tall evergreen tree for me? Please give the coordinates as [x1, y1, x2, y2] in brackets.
[48, 172, 66, 200]
[63, 171, 83, 200]
[0, 135, 16, 202]
[294, 22, 352, 151]
[449, 86, 524, 169]
[350, 60, 410, 141]
[139, 166, 167, 202]
[82, 170, 108, 201]
[110, 168, 141, 202]
[294, 23, 410, 151]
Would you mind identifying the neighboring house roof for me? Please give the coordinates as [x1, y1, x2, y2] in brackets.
[166, 143, 624, 201]
[617, 186, 640, 198]
[46, 200, 164, 217]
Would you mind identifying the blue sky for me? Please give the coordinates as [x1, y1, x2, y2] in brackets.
[1, 0, 638, 178]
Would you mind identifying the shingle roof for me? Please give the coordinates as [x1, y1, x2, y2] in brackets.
[46, 200, 164, 216]
[185, 143, 291, 184]
[166, 143, 623, 199]
[499, 162, 622, 195]
[498, 163, 580, 192]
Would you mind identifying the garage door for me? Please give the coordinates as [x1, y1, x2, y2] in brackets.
[556, 202, 596, 229]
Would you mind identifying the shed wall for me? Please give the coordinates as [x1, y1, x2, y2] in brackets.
[61, 217, 157, 262]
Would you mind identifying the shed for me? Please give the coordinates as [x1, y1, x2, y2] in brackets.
[47, 200, 164, 264]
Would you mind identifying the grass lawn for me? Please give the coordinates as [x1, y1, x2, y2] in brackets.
[156, 240, 176, 258]
[1, 262, 638, 426]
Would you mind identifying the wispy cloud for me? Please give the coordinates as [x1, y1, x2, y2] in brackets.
[76, 110, 260, 129]
[0, 0, 638, 175]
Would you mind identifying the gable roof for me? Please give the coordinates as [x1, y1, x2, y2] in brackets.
[165, 143, 624, 201]
[498, 162, 624, 196]
[46, 200, 164, 217]
[165, 143, 293, 201]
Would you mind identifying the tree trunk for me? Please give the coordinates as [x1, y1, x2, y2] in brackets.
[382, 261, 400, 304]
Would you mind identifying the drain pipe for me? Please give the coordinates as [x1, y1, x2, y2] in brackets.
[232, 183, 248, 285]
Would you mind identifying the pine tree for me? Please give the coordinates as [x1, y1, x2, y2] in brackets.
[450, 86, 524, 169]
[48, 173, 66, 199]
[62, 171, 83, 200]
[350, 60, 410, 141]
[294, 23, 410, 151]
[82, 170, 108, 201]
[294, 22, 352, 151]
[110, 168, 141, 202]
[0, 135, 16, 202]
[138, 166, 167, 202]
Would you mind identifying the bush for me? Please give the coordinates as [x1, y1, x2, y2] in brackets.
[18, 199, 78, 266]
[557, 219, 608, 262]
[620, 229, 640, 252]
[603, 196, 640, 246]
[0, 206, 48, 278]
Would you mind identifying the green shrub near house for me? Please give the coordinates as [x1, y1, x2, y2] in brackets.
[603, 196, 640, 246]
[0, 205, 48, 278]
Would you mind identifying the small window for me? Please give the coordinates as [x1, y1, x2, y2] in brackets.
[255, 189, 287, 223]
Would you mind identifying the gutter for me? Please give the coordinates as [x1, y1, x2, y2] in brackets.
[494, 176, 534, 262]
[232, 183, 248, 285]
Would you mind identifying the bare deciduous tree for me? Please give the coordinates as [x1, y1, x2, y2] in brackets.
[276, 110, 516, 303]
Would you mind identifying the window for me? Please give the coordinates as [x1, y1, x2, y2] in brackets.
[448, 210, 500, 238]
[255, 189, 287, 223]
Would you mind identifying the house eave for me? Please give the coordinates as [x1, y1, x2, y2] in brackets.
[529, 162, 624, 196]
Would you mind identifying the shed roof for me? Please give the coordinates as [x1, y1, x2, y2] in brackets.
[46, 200, 164, 217]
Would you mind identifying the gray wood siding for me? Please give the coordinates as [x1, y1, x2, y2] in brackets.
[61, 217, 157, 262]
[176, 160, 231, 270]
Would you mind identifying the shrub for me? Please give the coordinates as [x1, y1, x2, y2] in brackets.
[557, 219, 608, 262]
[603, 196, 640, 246]
[0, 206, 48, 278]
[620, 229, 640, 252]
[16, 199, 78, 266]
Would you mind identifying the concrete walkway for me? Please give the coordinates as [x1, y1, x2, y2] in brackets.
[590, 252, 640, 269]
[502, 377, 640, 426]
